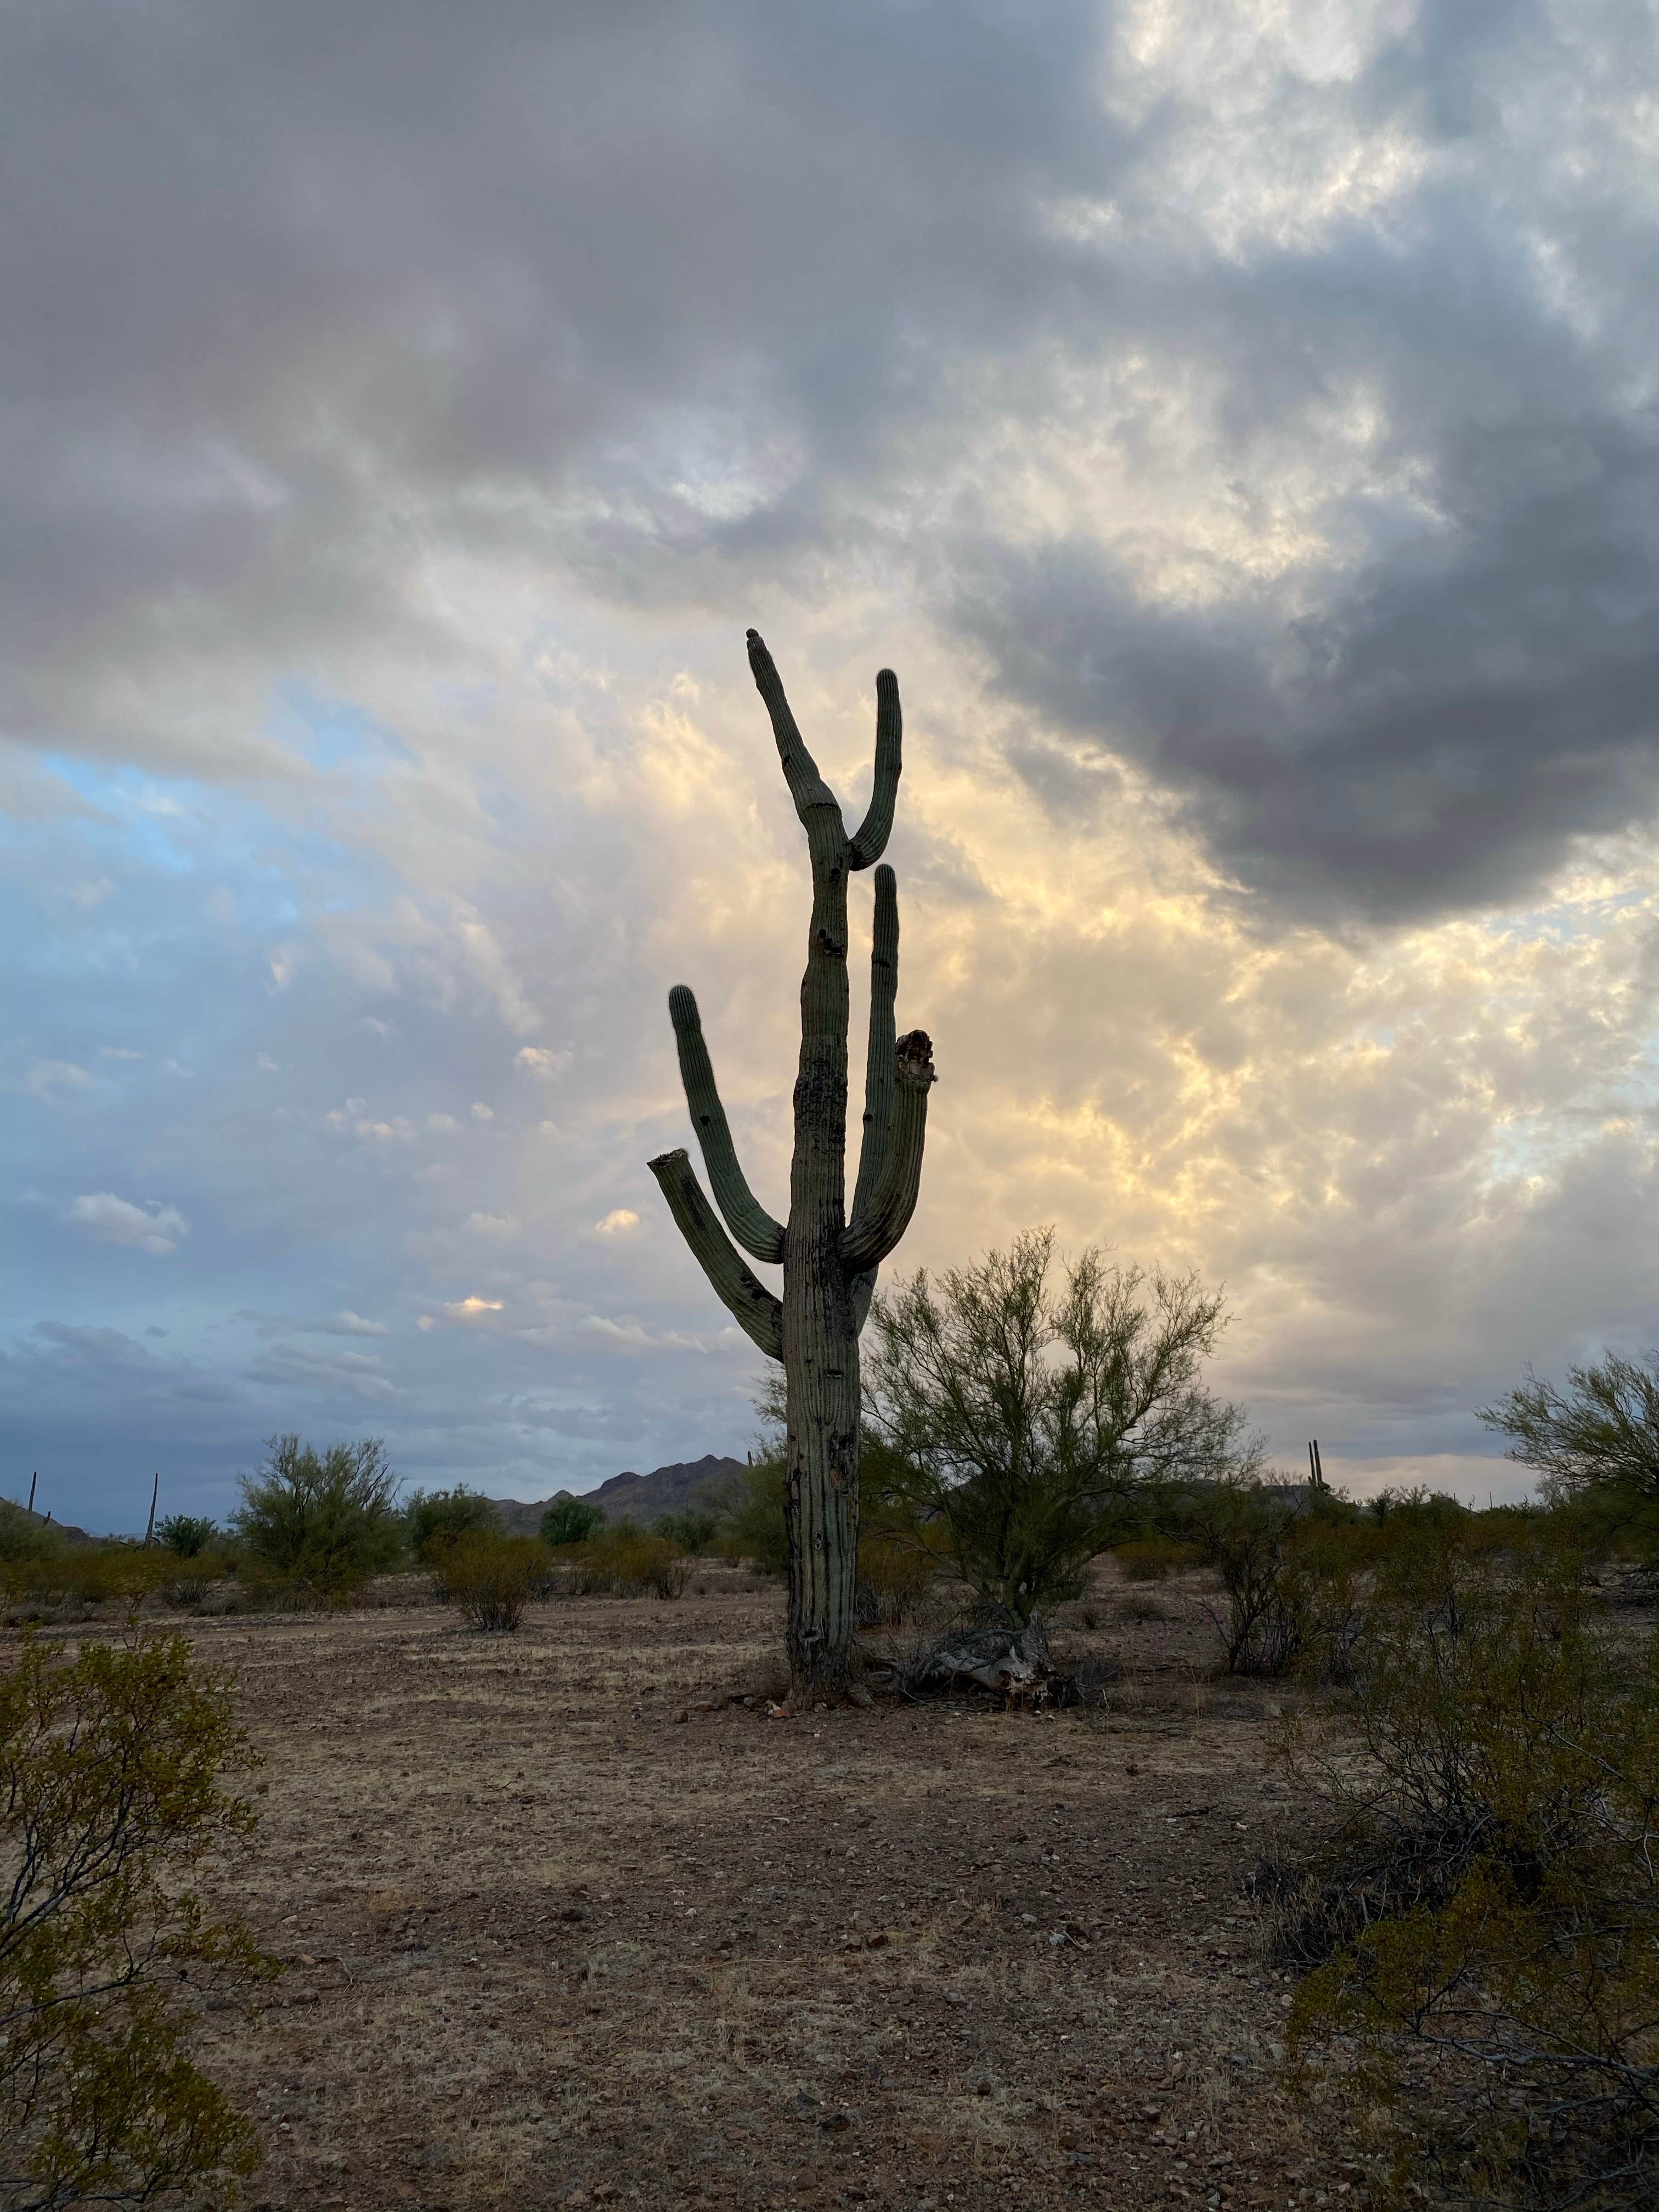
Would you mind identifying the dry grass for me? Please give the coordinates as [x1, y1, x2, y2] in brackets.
[110, 1563, 1361, 2208]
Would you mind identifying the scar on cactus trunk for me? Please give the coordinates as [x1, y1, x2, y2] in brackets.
[649, 630, 935, 1705]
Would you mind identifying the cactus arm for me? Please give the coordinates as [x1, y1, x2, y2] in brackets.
[668, 985, 786, 1264]
[848, 668, 902, 870]
[647, 1148, 785, 1362]
[746, 627, 846, 832]
[839, 1029, 935, 1274]
[850, 864, 899, 1221]
[845, 862, 899, 1328]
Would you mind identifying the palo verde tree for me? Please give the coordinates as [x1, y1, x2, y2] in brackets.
[650, 630, 935, 1702]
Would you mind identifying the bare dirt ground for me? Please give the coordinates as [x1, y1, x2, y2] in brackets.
[176, 1564, 1350, 2211]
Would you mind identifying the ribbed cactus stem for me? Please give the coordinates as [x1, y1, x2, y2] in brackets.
[646, 1148, 784, 1359]
[668, 985, 786, 1263]
[652, 630, 935, 1702]
[840, 1029, 935, 1273]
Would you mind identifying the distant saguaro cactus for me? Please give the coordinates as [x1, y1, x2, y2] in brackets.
[650, 630, 935, 1702]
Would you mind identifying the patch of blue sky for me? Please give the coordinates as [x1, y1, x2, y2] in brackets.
[273, 680, 416, 775]
[10, 749, 394, 937]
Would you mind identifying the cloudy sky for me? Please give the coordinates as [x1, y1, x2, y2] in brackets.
[7, 0, 1659, 1528]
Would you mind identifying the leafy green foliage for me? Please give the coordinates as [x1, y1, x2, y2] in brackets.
[1481, 1351, 1659, 1566]
[230, 1433, 402, 1601]
[155, 1514, 217, 1559]
[539, 1497, 606, 1549]
[0, 1630, 276, 2208]
[866, 1229, 1254, 1622]
[651, 1509, 722, 1555]
[1272, 1524, 1659, 2207]
[432, 1532, 550, 1631]
[0, 1505, 63, 1568]
[402, 1486, 500, 1565]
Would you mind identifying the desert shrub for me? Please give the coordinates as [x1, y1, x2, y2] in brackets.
[1269, 1531, 1659, 2208]
[155, 1513, 217, 1558]
[231, 1432, 402, 1601]
[3, 1543, 170, 1618]
[1184, 1479, 1380, 1677]
[539, 1496, 606, 1548]
[1113, 1536, 1203, 1582]
[853, 1531, 940, 1626]
[433, 1531, 550, 1631]
[652, 1508, 723, 1555]
[0, 1629, 276, 2205]
[569, 1526, 688, 1600]
[402, 1485, 500, 1565]
[868, 1232, 1259, 1623]
[0, 1504, 63, 1568]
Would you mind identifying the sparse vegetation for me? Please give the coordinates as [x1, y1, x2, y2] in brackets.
[1269, 1517, 1659, 2207]
[0, 1630, 275, 2208]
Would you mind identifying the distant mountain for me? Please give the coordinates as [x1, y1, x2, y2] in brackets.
[488, 1453, 747, 1536]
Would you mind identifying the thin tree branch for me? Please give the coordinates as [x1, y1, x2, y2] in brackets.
[648, 1148, 784, 1361]
[667, 985, 785, 1263]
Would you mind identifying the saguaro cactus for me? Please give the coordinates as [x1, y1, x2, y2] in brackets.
[649, 630, 935, 1703]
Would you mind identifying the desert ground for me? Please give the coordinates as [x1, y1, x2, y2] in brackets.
[171, 1565, 1353, 2211]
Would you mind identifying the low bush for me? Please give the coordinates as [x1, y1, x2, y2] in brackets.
[2, 1542, 171, 1617]
[1266, 1528, 1659, 2208]
[0, 1502, 63, 1567]
[568, 1526, 687, 1600]
[1113, 1535, 1203, 1582]
[402, 1485, 500, 1565]
[156, 1512, 218, 1558]
[539, 1496, 606, 1548]
[0, 1630, 276, 2204]
[652, 1508, 722, 1555]
[433, 1531, 551, 1631]
[232, 1433, 402, 1602]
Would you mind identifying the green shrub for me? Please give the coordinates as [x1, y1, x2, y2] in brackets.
[402, 1485, 500, 1564]
[433, 1532, 550, 1631]
[1269, 1528, 1659, 2207]
[0, 1501, 64, 1566]
[652, 1508, 723, 1555]
[155, 1513, 218, 1558]
[231, 1432, 402, 1601]
[3, 1542, 170, 1617]
[0, 1630, 277, 2203]
[540, 1496, 606, 1548]
[569, 1526, 688, 1600]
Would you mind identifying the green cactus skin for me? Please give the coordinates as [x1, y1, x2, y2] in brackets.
[647, 630, 934, 1701]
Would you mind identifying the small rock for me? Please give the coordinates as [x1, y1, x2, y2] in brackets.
[964, 2069, 994, 2097]
[558, 1906, 588, 1923]
[819, 2111, 851, 2132]
[865, 1931, 887, 1949]
[674, 1710, 690, 1725]
[847, 1684, 874, 1709]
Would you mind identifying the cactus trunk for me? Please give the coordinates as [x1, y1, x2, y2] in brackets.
[648, 630, 935, 1705]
